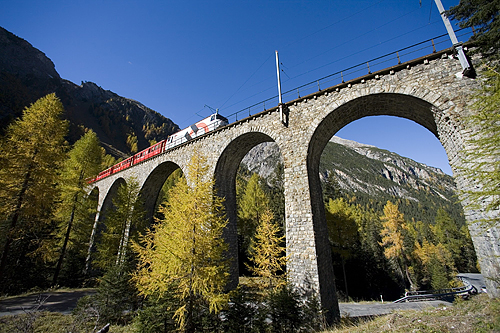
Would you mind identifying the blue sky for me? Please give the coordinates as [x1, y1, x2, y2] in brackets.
[1, 0, 470, 175]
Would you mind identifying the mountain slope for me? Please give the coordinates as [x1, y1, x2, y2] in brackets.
[241, 138, 464, 225]
[0, 27, 179, 157]
[321, 137, 464, 224]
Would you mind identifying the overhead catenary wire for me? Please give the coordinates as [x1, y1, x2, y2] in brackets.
[282, 0, 386, 50]
[201, 0, 390, 115]
[219, 18, 446, 114]
[218, 53, 274, 110]
[213, 1, 387, 113]
[283, 6, 424, 73]
[283, 28, 471, 96]
[218, 3, 444, 113]
[223, 27, 471, 122]
[282, 19, 442, 84]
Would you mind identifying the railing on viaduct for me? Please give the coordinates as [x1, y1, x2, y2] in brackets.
[226, 28, 473, 123]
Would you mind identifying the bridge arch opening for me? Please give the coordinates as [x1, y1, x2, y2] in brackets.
[87, 186, 100, 218]
[86, 177, 126, 272]
[87, 186, 100, 228]
[140, 161, 184, 224]
[308, 92, 474, 300]
[215, 131, 285, 287]
[98, 177, 127, 225]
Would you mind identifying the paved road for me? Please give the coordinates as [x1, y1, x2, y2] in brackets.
[458, 273, 487, 293]
[0, 274, 484, 318]
[0, 290, 454, 319]
[339, 300, 452, 317]
[339, 273, 485, 317]
[0, 289, 96, 317]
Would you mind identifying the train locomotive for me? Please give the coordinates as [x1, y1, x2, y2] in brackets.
[90, 113, 229, 183]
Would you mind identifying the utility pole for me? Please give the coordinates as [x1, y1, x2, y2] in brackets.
[433, 0, 473, 76]
[275, 50, 288, 126]
[275, 50, 283, 105]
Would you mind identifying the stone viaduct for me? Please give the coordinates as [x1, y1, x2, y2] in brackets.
[88, 46, 499, 321]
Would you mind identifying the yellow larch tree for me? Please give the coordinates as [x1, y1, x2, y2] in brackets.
[0, 93, 68, 290]
[379, 200, 415, 290]
[247, 208, 287, 292]
[133, 153, 229, 333]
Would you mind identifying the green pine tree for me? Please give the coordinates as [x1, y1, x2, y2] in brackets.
[0, 93, 68, 290]
[447, 0, 500, 63]
[432, 208, 462, 268]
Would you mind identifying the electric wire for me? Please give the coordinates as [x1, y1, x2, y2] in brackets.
[219, 18, 444, 113]
[223, 27, 472, 121]
[281, 0, 386, 50]
[218, 53, 273, 109]
[203, 0, 388, 115]
[283, 19, 442, 83]
[219, 4, 441, 112]
[283, 6, 423, 73]
[196, 1, 467, 122]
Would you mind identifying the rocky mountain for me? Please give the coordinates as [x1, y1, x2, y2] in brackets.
[242, 138, 464, 225]
[0, 27, 179, 157]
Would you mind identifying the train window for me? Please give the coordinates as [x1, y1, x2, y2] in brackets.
[216, 114, 228, 122]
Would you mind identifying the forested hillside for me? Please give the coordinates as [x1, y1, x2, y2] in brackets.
[321, 137, 465, 225]
[241, 139, 465, 226]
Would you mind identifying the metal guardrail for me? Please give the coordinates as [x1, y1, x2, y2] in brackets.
[393, 277, 476, 303]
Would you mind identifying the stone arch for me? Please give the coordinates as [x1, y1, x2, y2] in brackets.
[87, 186, 99, 199]
[140, 161, 183, 224]
[215, 131, 282, 288]
[84, 177, 126, 273]
[307, 92, 457, 212]
[305, 92, 461, 297]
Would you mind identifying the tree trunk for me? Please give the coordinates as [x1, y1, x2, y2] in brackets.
[52, 194, 79, 286]
[0, 167, 32, 283]
[341, 255, 349, 298]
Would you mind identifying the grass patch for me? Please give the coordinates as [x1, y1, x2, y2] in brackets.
[324, 294, 500, 333]
[0, 311, 135, 333]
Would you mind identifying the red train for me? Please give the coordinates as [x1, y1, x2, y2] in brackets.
[89, 113, 228, 183]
